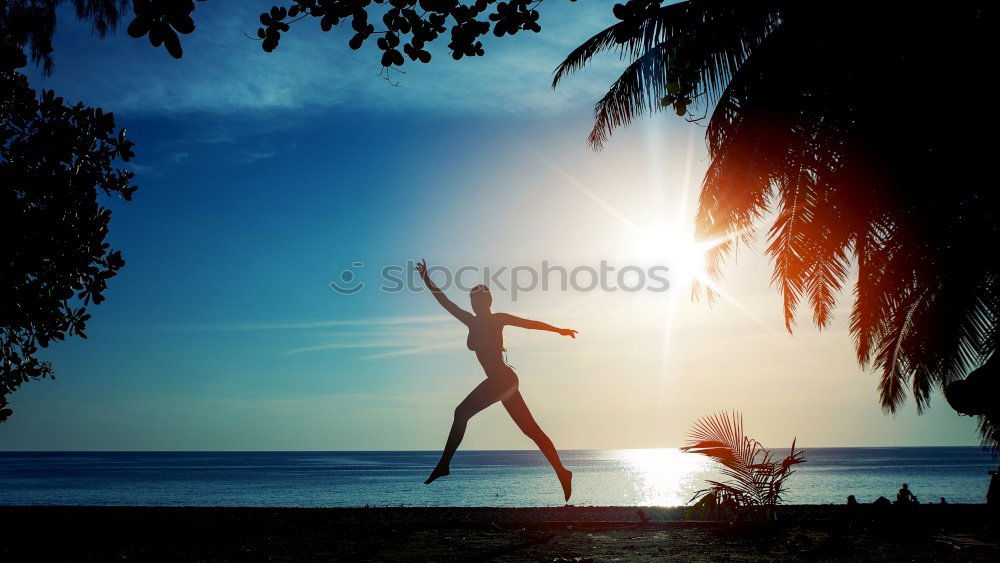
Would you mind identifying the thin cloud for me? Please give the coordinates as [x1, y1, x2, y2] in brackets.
[284, 340, 417, 357]
[363, 342, 461, 360]
[237, 148, 276, 163]
[104, 314, 453, 332]
[288, 324, 467, 359]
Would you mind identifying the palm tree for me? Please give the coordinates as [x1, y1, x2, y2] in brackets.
[554, 1, 999, 446]
[681, 411, 804, 520]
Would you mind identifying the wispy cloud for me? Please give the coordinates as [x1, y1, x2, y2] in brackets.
[102, 313, 468, 360]
[284, 340, 419, 356]
[362, 342, 462, 360]
[285, 322, 468, 359]
[286, 340, 461, 358]
[109, 314, 453, 332]
[237, 148, 276, 163]
[281, 304, 660, 361]
[125, 162, 154, 174]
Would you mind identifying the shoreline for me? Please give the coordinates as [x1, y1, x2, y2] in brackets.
[1, 505, 996, 560]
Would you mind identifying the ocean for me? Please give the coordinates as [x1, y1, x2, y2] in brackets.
[0, 448, 994, 507]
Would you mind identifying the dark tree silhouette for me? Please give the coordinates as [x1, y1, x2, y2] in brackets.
[126, 0, 204, 59]
[554, 1, 998, 446]
[1, 1, 132, 73]
[0, 41, 136, 421]
[6, 2, 574, 68]
[126, 1, 575, 68]
[242, 0, 564, 65]
[1, 1, 212, 65]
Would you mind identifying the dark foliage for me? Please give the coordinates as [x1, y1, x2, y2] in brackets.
[0, 1, 208, 65]
[681, 412, 804, 520]
[126, 0, 205, 59]
[5, 1, 574, 69]
[555, 1, 999, 447]
[246, 0, 570, 65]
[125, 0, 574, 67]
[945, 356, 1000, 451]
[0, 42, 136, 421]
[0, 1, 131, 74]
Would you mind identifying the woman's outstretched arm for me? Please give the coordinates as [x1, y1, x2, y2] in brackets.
[497, 313, 577, 338]
[417, 259, 472, 324]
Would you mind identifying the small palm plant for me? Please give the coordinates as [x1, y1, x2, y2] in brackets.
[681, 412, 804, 520]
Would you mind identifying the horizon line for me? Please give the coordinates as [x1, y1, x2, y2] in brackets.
[0, 445, 987, 453]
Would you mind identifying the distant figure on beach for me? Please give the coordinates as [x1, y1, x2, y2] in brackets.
[896, 483, 918, 505]
[989, 467, 1000, 507]
[416, 259, 576, 501]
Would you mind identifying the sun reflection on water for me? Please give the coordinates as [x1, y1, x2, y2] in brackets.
[616, 448, 714, 506]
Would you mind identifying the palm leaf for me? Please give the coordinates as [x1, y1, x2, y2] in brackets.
[586, 41, 673, 149]
[683, 411, 805, 518]
[554, 1, 778, 148]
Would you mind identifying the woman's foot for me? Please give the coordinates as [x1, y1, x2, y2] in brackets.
[424, 464, 450, 484]
[558, 468, 573, 502]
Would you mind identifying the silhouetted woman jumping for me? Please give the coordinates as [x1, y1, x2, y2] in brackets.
[416, 259, 576, 501]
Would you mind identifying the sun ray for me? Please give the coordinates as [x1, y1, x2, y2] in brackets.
[528, 143, 772, 334]
[526, 139, 783, 415]
[528, 148, 643, 235]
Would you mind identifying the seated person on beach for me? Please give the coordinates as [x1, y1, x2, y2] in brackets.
[896, 483, 918, 504]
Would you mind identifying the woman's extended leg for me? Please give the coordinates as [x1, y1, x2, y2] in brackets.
[425, 376, 517, 484]
[502, 390, 573, 501]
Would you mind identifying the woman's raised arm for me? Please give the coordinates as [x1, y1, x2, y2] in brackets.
[497, 313, 577, 338]
[417, 259, 472, 324]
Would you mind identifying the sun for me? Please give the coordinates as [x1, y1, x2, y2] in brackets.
[632, 225, 711, 285]
[529, 147, 742, 301]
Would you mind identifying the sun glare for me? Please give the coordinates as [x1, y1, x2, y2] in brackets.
[617, 448, 714, 506]
[531, 148, 761, 329]
[633, 226, 710, 285]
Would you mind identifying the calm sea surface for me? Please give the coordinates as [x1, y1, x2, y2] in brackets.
[0, 448, 994, 507]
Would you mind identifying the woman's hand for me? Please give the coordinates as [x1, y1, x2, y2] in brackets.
[416, 258, 429, 281]
[559, 328, 578, 339]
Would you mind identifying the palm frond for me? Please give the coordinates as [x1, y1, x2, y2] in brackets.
[682, 411, 805, 518]
[873, 284, 926, 413]
[552, 0, 709, 89]
[850, 219, 895, 365]
[587, 41, 672, 149]
[551, 22, 628, 89]
[766, 166, 816, 331]
[556, 1, 778, 148]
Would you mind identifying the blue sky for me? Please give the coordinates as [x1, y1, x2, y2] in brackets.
[0, 1, 981, 450]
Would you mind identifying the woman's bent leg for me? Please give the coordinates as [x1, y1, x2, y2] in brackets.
[425, 376, 517, 484]
[502, 391, 572, 501]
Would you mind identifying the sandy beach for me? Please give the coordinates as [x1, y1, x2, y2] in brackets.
[0, 505, 996, 561]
